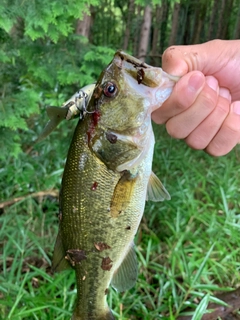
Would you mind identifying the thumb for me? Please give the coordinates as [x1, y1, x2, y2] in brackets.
[162, 40, 227, 76]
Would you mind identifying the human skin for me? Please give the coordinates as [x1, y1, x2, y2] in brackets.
[152, 39, 240, 156]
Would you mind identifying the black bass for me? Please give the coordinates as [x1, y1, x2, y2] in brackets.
[37, 83, 95, 142]
[52, 51, 178, 320]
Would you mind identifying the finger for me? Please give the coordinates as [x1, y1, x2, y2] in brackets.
[162, 40, 226, 76]
[185, 91, 231, 150]
[151, 71, 205, 124]
[162, 40, 240, 97]
[165, 76, 219, 139]
[205, 101, 240, 156]
[219, 87, 232, 102]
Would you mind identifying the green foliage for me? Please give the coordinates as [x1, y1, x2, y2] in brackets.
[1, 127, 240, 319]
[80, 46, 116, 84]
[0, 0, 116, 160]
[0, 0, 98, 39]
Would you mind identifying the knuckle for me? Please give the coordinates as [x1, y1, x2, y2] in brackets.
[166, 121, 187, 139]
[200, 89, 217, 112]
[225, 119, 240, 135]
[206, 143, 229, 157]
[165, 122, 177, 138]
[206, 120, 240, 156]
[185, 135, 208, 150]
[151, 114, 165, 124]
[175, 101, 188, 114]
[216, 97, 230, 116]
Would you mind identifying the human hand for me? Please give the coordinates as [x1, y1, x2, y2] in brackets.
[152, 39, 240, 156]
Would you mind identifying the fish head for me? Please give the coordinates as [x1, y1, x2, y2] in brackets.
[89, 51, 179, 133]
[86, 51, 178, 171]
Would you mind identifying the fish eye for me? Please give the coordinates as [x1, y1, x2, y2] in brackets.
[103, 82, 117, 97]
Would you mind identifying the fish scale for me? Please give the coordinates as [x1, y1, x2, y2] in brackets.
[60, 119, 145, 319]
[60, 127, 141, 320]
[52, 51, 177, 319]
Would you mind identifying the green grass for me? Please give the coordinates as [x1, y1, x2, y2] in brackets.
[1, 124, 240, 319]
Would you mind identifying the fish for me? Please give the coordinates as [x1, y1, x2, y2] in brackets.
[52, 51, 179, 320]
[36, 83, 95, 142]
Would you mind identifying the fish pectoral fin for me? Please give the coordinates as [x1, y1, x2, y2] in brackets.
[111, 243, 138, 292]
[52, 230, 72, 272]
[146, 171, 171, 202]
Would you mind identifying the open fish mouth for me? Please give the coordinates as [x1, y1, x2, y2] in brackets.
[113, 51, 179, 89]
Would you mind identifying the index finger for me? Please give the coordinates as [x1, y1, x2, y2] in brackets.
[152, 71, 205, 124]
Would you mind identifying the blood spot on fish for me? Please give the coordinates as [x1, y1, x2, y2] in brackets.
[106, 132, 117, 144]
[92, 110, 101, 126]
[94, 242, 111, 251]
[87, 110, 101, 143]
[105, 288, 109, 295]
[101, 257, 113, 271]
[126, 226, 131, 230]
[65, 249, 86, 267]
[137, 68, 145, 84]
[91, 181, 98, 191]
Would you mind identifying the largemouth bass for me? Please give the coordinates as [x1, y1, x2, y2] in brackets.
[37, 83, 95, 142]
[52, 51, 178, 320]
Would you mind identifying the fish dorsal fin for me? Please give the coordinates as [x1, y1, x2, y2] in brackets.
[52, 230, 72, 272]
[111, 243, 138, 292]
[147, 171, 171, 201]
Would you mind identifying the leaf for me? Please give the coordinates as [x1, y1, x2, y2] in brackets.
[192, 294, 210, 320]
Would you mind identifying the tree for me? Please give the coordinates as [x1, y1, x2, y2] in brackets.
[168, 2, 181, 46]
[122, 0, 135, 50]
[138, 5, 152, 61]
[150, 4, 163, 66]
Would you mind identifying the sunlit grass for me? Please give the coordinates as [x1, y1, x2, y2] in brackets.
[1, 125, 240, 319]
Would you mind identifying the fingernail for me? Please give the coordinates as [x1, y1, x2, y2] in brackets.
[188, 72, 205, 92]
[219, 88, 231, 101]
[206, 76, 218, 91]
[232, 101, 240, 115]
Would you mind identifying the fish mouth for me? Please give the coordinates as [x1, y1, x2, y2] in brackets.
[112, 51, 179, 111]
[113, 51, 163, 88]
[116, 50, 148, 69]
[113, 51, 179, 89]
